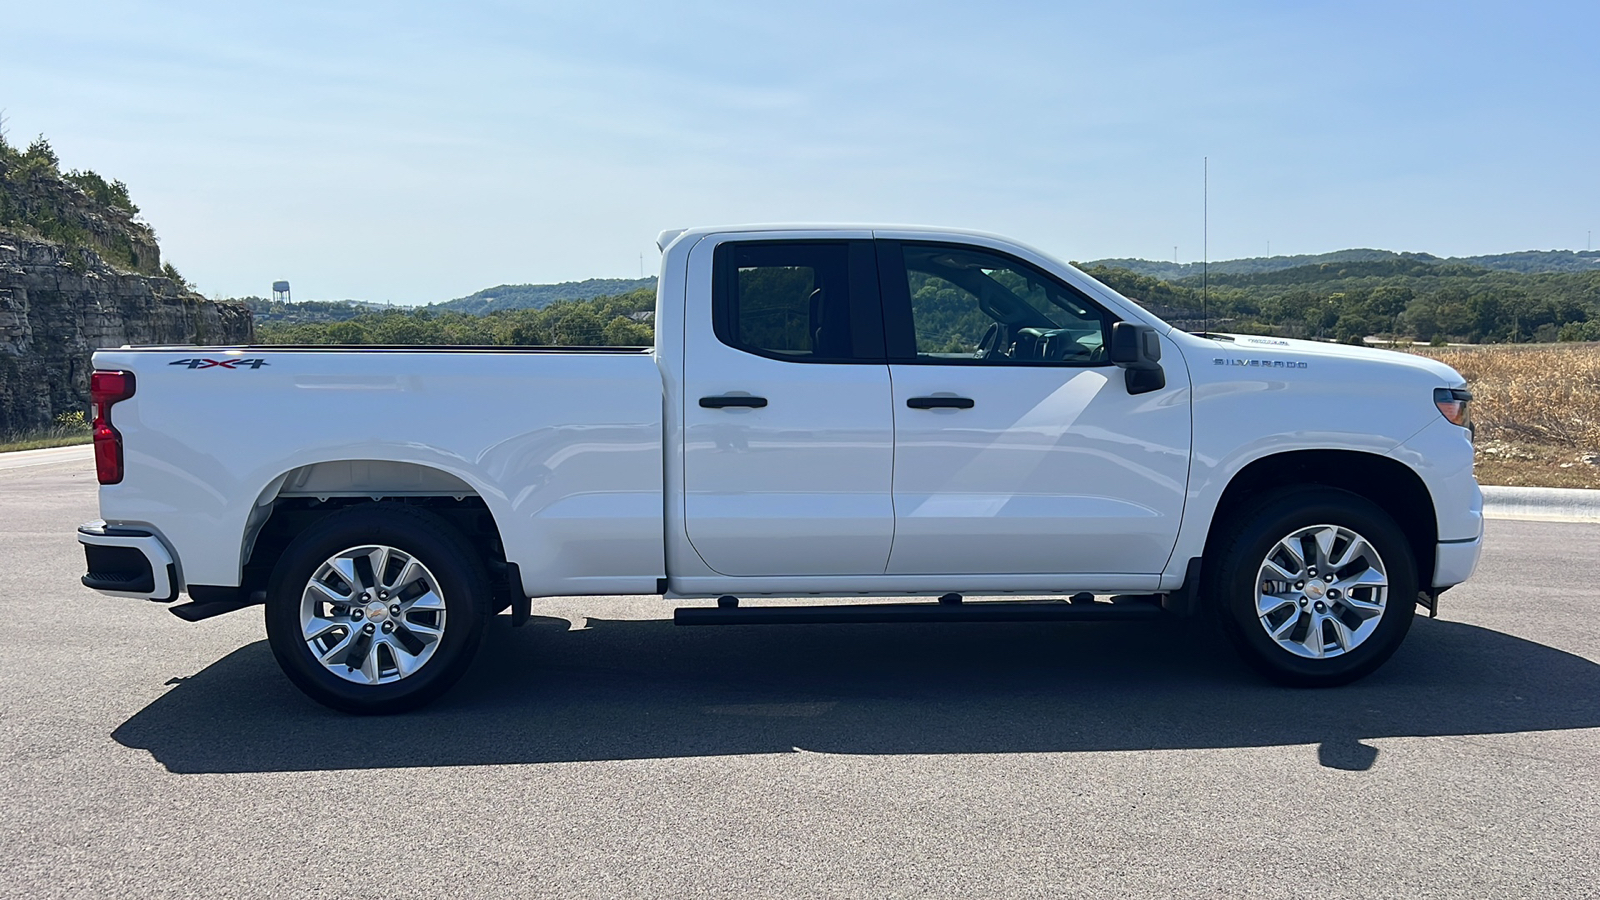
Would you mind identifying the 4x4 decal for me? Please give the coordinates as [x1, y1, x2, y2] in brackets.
[168, 358, 270, 369]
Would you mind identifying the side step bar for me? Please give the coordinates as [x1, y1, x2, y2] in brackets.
[674, 596, 1164, 626]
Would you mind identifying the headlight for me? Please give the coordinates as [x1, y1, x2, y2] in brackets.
[1433, 387, 1473, 430]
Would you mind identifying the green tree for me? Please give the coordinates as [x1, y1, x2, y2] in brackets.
[1366, 285, 1412, 336]
[602, 315, 652, 346]
[550, 306, 606, 345]
[325, 321, 368, 344]
[22, 135, 58, 170]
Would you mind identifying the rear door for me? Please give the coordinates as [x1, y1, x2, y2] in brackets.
[878, 239, 1191, 577]
[681, 234, 894, 576]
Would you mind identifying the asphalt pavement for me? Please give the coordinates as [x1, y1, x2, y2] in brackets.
[2, 454, 1597, 899]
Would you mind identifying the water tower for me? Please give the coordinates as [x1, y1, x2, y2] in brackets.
[272, 280, 291, 303]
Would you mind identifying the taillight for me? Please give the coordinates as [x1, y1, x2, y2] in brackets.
[1433, 387, 1473, 430]
[90, 370, 136, 484]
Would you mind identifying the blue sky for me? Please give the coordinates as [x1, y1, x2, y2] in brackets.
[3, 0, 1596, 304]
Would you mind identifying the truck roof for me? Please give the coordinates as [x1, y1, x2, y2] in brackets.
[655, 223, 1028, 253]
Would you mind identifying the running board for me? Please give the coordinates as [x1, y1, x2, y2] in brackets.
[168, 591, 265, 622]
[673, 596, 1164, 626]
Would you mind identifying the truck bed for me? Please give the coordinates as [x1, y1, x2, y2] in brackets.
[91, 344, 665, 597]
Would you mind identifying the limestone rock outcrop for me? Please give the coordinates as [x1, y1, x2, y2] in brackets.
[0, 232, 253, 434]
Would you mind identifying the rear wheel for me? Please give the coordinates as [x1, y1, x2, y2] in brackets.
[1207, 487, 1417, 687]
[265, 503, 488, 713]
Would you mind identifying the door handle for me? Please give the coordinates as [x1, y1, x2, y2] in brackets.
[699, 395, 768, 409]
[906, 396, 975, 410]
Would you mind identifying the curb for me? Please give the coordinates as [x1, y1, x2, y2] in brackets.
[0, 443, 93, 471]
[1482, 485, 1600, 524]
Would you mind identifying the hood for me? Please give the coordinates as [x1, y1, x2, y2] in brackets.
[1209, 334, 1465, 386]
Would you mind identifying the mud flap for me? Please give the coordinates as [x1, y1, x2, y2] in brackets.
[507, 563, 531, 627]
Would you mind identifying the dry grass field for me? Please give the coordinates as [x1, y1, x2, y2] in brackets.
[1412, 342, 1600, 489]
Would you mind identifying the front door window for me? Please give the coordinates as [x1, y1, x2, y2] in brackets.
[900, 243, 1109, 366]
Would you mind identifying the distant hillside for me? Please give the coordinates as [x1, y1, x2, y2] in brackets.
[1459, 250, 1600, 274]
[241, 297, 393, 324]
[438, 277, 657, 314]
[235, 278, 658, 325]
[1081, 250, 1600, 345]
[1086, 249, 1403, 281]
[1083, 249, 1600, 281]
[257, 286, 657, 347]
[1174, 258, 1496, 289]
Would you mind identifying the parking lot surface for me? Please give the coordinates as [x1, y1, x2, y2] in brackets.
[3, 456, 1597, 898]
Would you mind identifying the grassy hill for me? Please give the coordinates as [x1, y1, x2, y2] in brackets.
[237, 236, 1600, 349]
[1084, 249, 1600, 281]
[1080, 257, 1600, 344]
[237, 277, 659, 325]
[254, 251, 1600, 348]
[256, 286, 657, 346]
[438, 277, 657, 314]
[240, 297, 397, 324]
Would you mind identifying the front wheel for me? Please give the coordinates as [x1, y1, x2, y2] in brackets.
[1207, 487, 1417, 687]
[265, 503, 489, 714]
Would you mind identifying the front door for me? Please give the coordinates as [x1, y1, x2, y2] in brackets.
[681, 236, 895, 576]
[878, 239, 1191, 577]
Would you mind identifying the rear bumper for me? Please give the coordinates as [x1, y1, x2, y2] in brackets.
[77, 521, 178, 602]
[1434, 534, 1484, 589]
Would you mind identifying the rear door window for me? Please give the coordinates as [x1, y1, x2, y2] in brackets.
[712, 241, 885, 362]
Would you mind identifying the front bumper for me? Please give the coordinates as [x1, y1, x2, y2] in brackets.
[77, 521, 178, 602]
[1434, 534, 1484, 589]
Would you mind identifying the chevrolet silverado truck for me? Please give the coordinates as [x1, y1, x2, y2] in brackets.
[77, 225, 1483, 713]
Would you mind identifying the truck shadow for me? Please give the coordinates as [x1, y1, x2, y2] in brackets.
[113, 614, 1600, 774]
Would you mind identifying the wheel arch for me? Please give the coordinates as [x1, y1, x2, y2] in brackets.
[1203, 449, 1439, 592]
[235, 460, 516, 611]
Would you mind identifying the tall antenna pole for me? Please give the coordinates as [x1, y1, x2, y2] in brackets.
[1203, 157, 1209, 336]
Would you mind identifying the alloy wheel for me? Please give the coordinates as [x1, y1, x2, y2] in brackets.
[298, 545, 447, 684]
[1255, 524, 1389, 659]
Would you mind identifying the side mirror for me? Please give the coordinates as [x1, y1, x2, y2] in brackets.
[1108, 322, 1165, 395]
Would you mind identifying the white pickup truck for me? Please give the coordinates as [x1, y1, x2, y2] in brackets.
[78, 225, 1483, 713]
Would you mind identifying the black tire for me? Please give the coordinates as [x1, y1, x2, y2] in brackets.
[1205, 487, 1417, 687]
[265, 503, 489, 714]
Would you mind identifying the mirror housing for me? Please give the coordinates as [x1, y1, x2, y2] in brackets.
[1108, 322, 1165, 394]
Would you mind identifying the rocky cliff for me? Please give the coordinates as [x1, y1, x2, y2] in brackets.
[0, 136, 252, 434]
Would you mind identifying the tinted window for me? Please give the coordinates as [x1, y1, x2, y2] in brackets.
[712, 241, 883, 361]
[895, 243, 1109, 365]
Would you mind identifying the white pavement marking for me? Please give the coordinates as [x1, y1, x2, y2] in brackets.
[0, 444, 93, 471]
